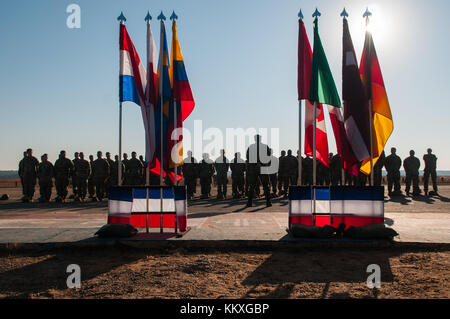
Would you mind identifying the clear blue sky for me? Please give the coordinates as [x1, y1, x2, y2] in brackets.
[1, 0, 449, 170]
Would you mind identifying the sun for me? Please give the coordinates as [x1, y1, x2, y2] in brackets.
[365, 4, 389, 44]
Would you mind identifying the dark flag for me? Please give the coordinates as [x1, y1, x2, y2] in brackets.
[342, 17, 371, 175]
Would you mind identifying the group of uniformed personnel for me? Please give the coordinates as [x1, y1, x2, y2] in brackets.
[18, 142, 439, 204]
[18, 149, 148, 203]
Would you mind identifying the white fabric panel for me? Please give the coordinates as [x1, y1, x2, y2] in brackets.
[148, 198, 161, 212]
[163, 198, 175, 212]
[131, 198, 147, 212]
[120, 50, 133, 76]
[175, 200, 186, 217]
[330, 200, 384, 217]
[316, 200, 330, 214]
[344, 116, 370, 161]
[109, 200, 132, 215]
[290, 200, 312, 216]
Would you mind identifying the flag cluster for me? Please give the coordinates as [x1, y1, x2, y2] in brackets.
[119, 15, 195, 183]
[298, 14, 393, 178]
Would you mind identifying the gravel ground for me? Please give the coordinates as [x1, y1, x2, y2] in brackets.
[0, 245, 448, 299]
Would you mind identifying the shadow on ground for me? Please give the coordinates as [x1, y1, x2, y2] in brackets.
[241, 248, 397, 298]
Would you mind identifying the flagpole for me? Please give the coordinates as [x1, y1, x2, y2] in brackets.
[298, 100, 302, 185]
[313, 101, 317, 224]
[297, 10, 304, 186]
[117, 12, 126, 186]
[364, 8, 374, 186]
[158, 12, 166, 234]
[171, 12, 179, 186]
[145, 12, 152, 187]
[158, 13, 166, 187]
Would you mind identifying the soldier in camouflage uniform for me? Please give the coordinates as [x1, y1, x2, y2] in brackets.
[285, 150, 298, 187]
[124, 152, 144, 186]
[302, 156, 313, 186]
[88, 155, 95, 199]
[37, 153, 54, 202]
[105, 152, 114, 196]
[230, 152, 245, 199]
[373, 151, 385, 186]
[278, 150, 288, 197]
[182, 151, 198, 200]
[199, 153, 214, 199]
[92, 151, 110, 201]
[403, 150, 421, 196]
[122, 153, 129, 185]
[384, 147, 402, 196]
[330, 153, 342, 186]
[18, 151, 27, 200]
[71, 152, 80, 199]
[54, 150, 74, 202]
[246, 135, 272, 207]
[74, 152, 91, 201]
[423, 148, 438, 196]
[21, 148, 39, 202]
[214, 150, 229, 200]
[269, 148, 279, 197]
[110, 155, 123, 186]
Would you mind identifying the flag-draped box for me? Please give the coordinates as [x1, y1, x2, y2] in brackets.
[108, 186, 187, 232]
[289, 186, 384, 229]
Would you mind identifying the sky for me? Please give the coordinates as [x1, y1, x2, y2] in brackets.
[1, 0, 450, 170]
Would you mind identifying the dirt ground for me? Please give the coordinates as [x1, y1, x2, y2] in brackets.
[0, 245, 448, 299]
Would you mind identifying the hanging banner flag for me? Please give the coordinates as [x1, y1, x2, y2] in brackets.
[342, 17, 371, 174]
[359, 26, 393, 175]
[154, 18, 172, 180]
[309, 18, 341, 108]
[119, 24, 147, 107]
[167, 16, 195, 182]
[305, 101, 329, 166]
[298, 17, 329, 167]
[144, 13, 161, 176]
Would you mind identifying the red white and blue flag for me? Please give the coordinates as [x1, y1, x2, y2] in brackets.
[119, 24, 146, 107]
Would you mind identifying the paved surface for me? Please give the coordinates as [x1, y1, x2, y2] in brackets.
[0, 185, 449, 244]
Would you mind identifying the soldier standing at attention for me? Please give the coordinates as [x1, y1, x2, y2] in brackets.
[423, 148, 438, 196]
[92, 151, 110, 201]
[37, 154, 54, 202]
[403, 150, 421, 196]
[230, 152, 245, 199]
[110, 155, 122, 186]
[18, 151, 28, 200]
[214, 150, 229, 200]
[54, 150, 74, 202]
[285, 150, 298, 187]
[199, 153, 214, 199]
[330, 153, 342, 186]
[124, 152, 144, 186]
[384, 147, 402, 196]
[277, 151, 286, 196]
[71, 152, 80, 199]
[246, 134, 272, 207]
[74, 152, 91, 201]
[105, 152, 114, 196]
[88, 155, 95, 199]
[373, 151, 385, 186]
[269, 149, 279, 197]
[21, 148, 39, 202]
[302, 156, 313, 186]
[122, 153, 129, 185]
[139, 155, 146, 185]
[183, 151, 198, 200]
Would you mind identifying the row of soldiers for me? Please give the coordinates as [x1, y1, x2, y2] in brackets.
[18, 144, 439, 203]
[18, 149, 147, 202]
[182, 146, 439, 201]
